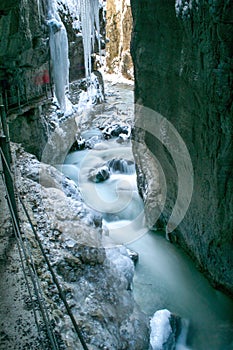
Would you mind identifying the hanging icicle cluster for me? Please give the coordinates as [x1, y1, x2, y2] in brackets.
[76, 0, 101, 80]
[74, 0, 104, 104]
[47, 0, 70, 112]
[47, 0, 103, 110]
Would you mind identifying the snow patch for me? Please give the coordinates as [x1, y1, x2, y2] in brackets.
[150, 309, 172, 350]
[77, 72, 104, 113]
[175, 0, 198, 17]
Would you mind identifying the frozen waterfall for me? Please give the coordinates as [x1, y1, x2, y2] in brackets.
[75, 0, 104, 103]
[60, 0, 102, 79]
[47, 0, 103, 111]
[48, 0, 69, 112]
[76, 0, 101, 79]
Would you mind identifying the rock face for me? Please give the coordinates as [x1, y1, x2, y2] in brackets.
[0, 0, 50, 106]
[131, 0, 233, 295]
[106, 0, 134, 80]
[0, 0, 51, 158]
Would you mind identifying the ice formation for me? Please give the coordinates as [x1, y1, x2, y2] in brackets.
[59, 0, 102, 78]
[175, 0, 199, 17]
[37, 0, 41, 23]
[76, 0, 101, 79]
[48, 0, 69, 112]
[150, 310, 191, 350]
[78, 72, 104, 112]
[150, 309, 172, 349]
[47, 0, 103, 111]
[75, 0, 104, 104]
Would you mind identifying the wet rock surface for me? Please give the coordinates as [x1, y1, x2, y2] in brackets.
[88, 165, 110, 183]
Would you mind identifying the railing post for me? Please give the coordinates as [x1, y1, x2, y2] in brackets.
[0, 135, 19, 227]
[0, 104, 12, 163]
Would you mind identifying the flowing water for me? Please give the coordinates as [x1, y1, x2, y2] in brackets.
[63, 81, 233, 350]
[129, 233, 233, 350]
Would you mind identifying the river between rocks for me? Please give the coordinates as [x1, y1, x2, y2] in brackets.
[62, 80, 233, 350]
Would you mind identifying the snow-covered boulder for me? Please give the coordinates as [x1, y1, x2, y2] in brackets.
[150, 309, 181, 350]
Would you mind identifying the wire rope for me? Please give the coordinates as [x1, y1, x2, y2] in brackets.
[0, 168, 59, 350]
[0, 144, 89, 350]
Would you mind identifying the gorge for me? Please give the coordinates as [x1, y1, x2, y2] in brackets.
[0, 0, 233, 349]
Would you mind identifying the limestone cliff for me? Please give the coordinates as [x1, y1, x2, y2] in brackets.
[106, 0, 133, 80]
[0, 0, 51, 159]
[0, 0, 49, 109]
[131, 0, 233, 295]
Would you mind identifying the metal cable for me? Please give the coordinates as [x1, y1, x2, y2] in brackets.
[10, 216, 48, 350]
[19, 196, 90, 350]
[0, 146, 90, 350]
[17, 222, 60, 350]
[17, 202, 60, 350]
[15, 242, 48, 350]
[0, 147, 13, 174]
[2, 181, 47, 350]
[0, 171, 59, 350]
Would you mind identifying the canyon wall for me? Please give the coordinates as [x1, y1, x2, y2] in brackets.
[0, 0, 51, 158]
[131, 0, 233, 295]
[106, 0, 134, 80]
[0, 0, 104, 159]
[0, 0, 49, 109]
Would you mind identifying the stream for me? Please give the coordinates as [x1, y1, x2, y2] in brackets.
[63, 80, 233, 350]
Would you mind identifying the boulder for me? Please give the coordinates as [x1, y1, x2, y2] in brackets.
[108, 158, 135, 174]
[88, 165, 110, 183]
[102, 123, 131, 139]
[150, 309, 181, 350]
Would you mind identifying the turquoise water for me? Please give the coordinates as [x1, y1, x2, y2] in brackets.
[64, 138, 233, 349]
[63, 82, 233, 350]
[129, 231, 233, 350]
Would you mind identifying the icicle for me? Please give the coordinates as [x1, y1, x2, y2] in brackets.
[56, 0, 103, 107]
[76, 0, 101, 79]
[37, 0, 41, 24]
[81, 0, 92, 78]
[47, 0, 69, 112]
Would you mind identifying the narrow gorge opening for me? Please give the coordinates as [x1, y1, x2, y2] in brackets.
[0, 1, 233, 350]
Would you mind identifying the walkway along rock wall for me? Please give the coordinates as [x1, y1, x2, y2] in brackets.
[131, 0, 233, 295]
